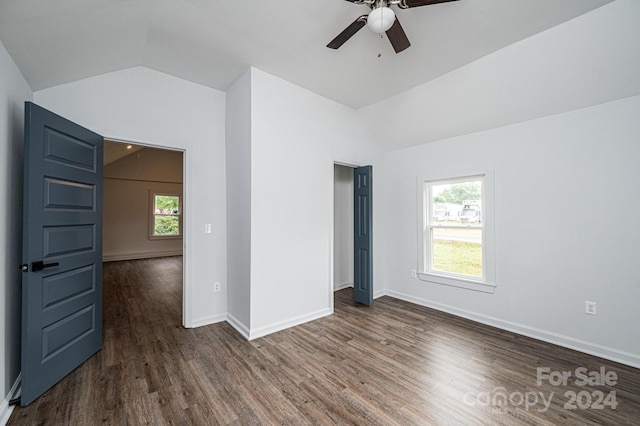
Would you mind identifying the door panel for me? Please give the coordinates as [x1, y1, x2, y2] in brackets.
[44, 178, 96, 210]
[21, 102, 103, 406]
[43, 225, 96, 257]
[353, 165, 373, 306]
[44, 127, 98, 170]
[42, 266, 96, 308]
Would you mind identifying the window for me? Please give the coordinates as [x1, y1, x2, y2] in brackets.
[418, 170, 495, 293]
[150, 193, 182, 238]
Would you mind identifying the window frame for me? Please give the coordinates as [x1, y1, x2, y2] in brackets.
[417, 168, 496, 293]
[149, 192, 183, 240]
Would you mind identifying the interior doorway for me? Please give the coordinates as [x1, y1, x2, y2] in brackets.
[103, 140, 185, 318]
[333, 164, 354, 292]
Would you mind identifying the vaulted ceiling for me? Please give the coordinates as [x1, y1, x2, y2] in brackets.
[0, 0, 613, 109]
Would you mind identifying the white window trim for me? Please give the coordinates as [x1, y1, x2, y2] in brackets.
[416, 167, 496, 293]
[149, 191, 183, 240]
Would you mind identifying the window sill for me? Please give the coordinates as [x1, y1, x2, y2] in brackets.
[417, 271, 496, 294]
[149, 234, 183, 241]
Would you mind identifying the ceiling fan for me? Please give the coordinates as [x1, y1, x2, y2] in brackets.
[327, 0, 459, 54]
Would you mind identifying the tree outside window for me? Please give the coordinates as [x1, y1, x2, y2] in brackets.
[153, 194, 181, 236]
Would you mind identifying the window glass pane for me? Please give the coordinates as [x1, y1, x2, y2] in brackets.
[154, 215, 180, 235]
[431, 180, 481, 225]
[432, 228, 482, 277]
[153, 195, 180, 236]
[429, 178, 483, 278]
[154, 195, 180, 215]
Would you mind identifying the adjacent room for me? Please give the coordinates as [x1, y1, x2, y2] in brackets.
[1, 0, 639, 424]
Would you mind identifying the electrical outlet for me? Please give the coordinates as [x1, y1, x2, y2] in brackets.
[585, 301, 597, 315]
[411, 269, 417, 278]
[213, 282, 221, 293]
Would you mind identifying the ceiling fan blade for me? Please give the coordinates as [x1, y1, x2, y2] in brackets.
[386, 18, 411, 53]
[327, 15, 368, 49]
[398, 0, 459, 9]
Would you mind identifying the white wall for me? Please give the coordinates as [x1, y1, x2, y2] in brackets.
[381, 95, 640, 367]
[246, 68, 381, 337]
[0, 40, 32, 422]
[33, 67, 227, 327]
[333, 165, 353, 289]
[103, 147, 183, 261]
[225, 69, 252, 332]
[359, 0, 640, 151]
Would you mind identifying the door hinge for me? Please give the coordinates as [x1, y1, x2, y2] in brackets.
[20, 264, 28, 272]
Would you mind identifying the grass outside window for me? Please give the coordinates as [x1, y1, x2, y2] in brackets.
[433, 239, 482, 278]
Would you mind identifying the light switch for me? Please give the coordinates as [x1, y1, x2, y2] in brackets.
[204, 224, 212, 234]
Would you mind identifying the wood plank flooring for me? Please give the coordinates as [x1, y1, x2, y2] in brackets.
[9, 257, 640, 425]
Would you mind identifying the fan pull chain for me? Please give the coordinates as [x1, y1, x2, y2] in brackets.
[377, 33, 383, 58]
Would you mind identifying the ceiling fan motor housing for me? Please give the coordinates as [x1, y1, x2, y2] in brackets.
[367, 6, 396, 33]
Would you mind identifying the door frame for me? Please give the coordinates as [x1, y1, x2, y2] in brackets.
[329, 159, 364, 313]
[105, 137, 190, 327]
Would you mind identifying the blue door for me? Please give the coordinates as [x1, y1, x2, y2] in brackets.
[20, 102, 103, 406]
[353, 165, 373, 306]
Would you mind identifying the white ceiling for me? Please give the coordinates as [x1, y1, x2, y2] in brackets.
[0, 0, 612, 109]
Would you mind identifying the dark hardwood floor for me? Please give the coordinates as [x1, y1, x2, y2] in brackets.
[9, 257, 640, 425]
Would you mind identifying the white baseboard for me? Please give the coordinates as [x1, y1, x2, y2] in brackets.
[195, 309, 334, 341]
[373, 288, 386, 299]
[103, 250, 183, 262]
[200, 308, 331, 340]
[226, 313, 250, 340]
[334, 282, 353, 291]
[188, 313, 227, 328]
[334, 283, 385, 299]
[0, 374, 20, 426]
[383, 289, 640, 369]
[248, 308, 332, 340]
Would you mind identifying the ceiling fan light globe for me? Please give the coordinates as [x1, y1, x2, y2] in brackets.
[367, 7, 395, 33]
